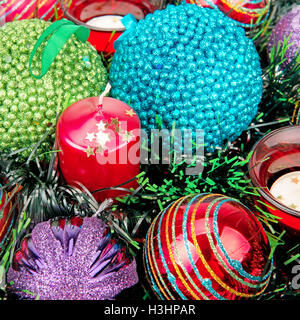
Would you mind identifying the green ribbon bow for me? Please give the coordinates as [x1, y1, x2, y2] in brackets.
[113, 14, 137, 49]
[29, 19, 90, 79]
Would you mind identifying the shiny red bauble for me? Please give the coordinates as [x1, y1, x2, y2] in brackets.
[0, 186, 14, 256]
[144, 193, 273, 300]
[0, 0, 63, 23]
[56, 96, 140, 202]
[188, 0, 270, 26]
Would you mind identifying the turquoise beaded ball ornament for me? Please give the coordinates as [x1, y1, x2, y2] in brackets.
[109, 3, 263, 150]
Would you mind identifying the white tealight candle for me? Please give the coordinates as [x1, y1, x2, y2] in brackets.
[269, 171, 300, 213]
[86, 15, 125, 30]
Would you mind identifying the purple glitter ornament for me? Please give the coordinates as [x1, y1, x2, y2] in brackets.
[268, 5, 300, 67]
[7, 216, 139, 300]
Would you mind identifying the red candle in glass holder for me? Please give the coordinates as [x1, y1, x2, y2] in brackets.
[61, 0, 164, 53]
[249, 126, 300, 238]
[56, 95, 141, 202]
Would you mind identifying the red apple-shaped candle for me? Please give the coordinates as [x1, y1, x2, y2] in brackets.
[56, 95, 141, 202]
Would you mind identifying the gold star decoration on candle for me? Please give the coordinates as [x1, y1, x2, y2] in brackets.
[291, 177, 300, 184]
[290, 203, 298, 210]
[95, 145, 105, 155]
[111, 118, 119, 126]
[110, 118, 120, 132]
[85, 146, 95, 157]
[277, 195, 283, 201]
[84, 117, 126, 158]
[120, 130, 134, 143]
[125, 109, 136, 117]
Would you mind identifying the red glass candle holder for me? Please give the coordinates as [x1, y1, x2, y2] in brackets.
[248, 126, 300, 237]
[61, 0, 165, 53]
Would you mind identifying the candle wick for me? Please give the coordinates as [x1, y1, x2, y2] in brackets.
[98, 82, 111, 113]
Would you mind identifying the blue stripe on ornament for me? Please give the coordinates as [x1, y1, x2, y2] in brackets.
[157, 204, 188, 299]
[182, 194, 226, 300]
[212, 198, 273, 282]
[171, 195, 210, 300]
[143, 217, 165, 300]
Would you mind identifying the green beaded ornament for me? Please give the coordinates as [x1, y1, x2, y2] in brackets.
[0, 19, 107, 157]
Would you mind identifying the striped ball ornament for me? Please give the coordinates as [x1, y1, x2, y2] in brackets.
[0, 0, 63, 23]
[143, 193, 273, 300]
[188, 0, 270, 27]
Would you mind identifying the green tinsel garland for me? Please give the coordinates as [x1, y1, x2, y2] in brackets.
[0, 0, 299, 301]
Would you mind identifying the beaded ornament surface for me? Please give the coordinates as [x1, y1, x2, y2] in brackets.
[109, 3, 263, 150]
[268, 5, 300, 68]
[0, 19, 107, 156]
[7, 217, 139, 300]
